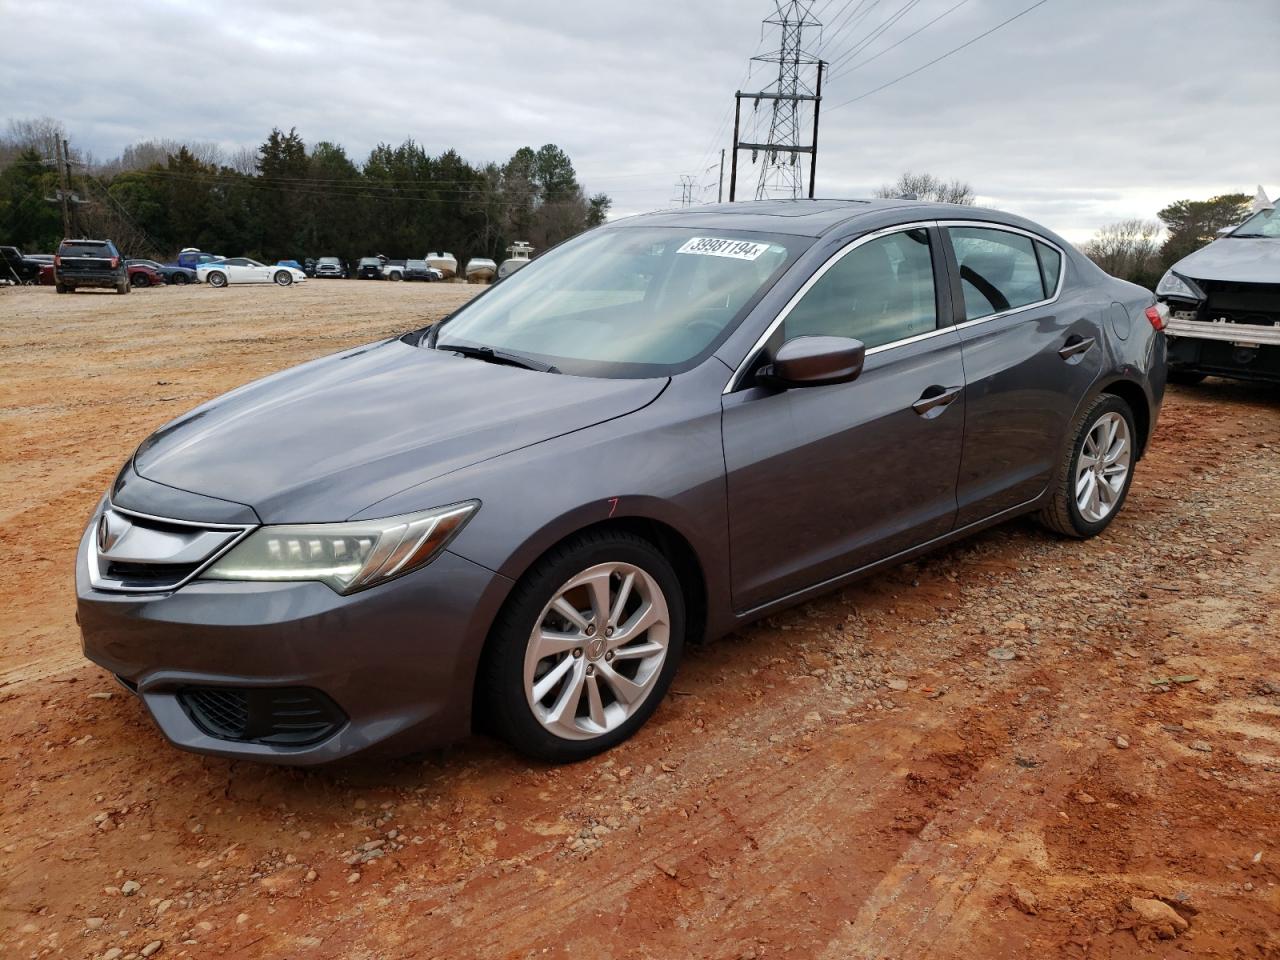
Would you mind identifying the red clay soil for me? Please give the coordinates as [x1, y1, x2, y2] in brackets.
[1, 283, 1277, 959]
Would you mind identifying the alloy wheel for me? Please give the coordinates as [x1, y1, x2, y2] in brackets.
[1075, 412, 1131, 523]
[523, 562, 670, 741]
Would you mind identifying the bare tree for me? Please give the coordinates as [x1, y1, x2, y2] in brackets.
[0, 116, 69, 168]
[99, 139, 225, 175]
[1083, 218, 1163, 286]
[874, 171, 974, 205]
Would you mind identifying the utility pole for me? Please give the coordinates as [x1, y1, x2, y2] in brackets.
[672, 174, 697, 208]
[727, 2, 825, 202]
[718, 148, 725, 204]
[55, 139, 72, 237]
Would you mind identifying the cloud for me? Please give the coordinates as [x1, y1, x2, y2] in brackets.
[2, 0, 1276, 241]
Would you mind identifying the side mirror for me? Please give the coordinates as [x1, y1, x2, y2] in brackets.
[757, 336, 866, 388]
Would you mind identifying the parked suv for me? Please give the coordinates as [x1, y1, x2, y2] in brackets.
[356, 256, 384, 280]
[55, 239, 129, 294]
[404, 259, 443, 281]
[315, 256, 346, 279]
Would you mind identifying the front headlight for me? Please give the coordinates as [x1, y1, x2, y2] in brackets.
[1155, 270, 1203, 300]
[202, 501, 477, 594]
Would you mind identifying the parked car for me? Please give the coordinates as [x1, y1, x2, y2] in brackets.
[75, 199, 1166, 765]
[356, 256, 385, 280]
[126, 262, 164, 288]
[303, 258, 317, 277]
[277, 259, 305, 273]
[54, 238, 129, 294]
[128, 258, 198, 285]
[314, 256, 346, 279]
[403, 259, 443, 282]
[1, 245, 44, 284]
[174, 248, 224, 270]
[1157, 195, 1279, 384]
[197, 258, 307, 287]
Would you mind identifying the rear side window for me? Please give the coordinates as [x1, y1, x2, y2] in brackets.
[948, 226, 1047, 321]
[1037, 242, 1062, 296]
[59, 241, 113, 258]
[783, 228, 938, 349]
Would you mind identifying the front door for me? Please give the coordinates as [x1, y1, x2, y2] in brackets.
[722, 225, 966, 612]
[942, 224, 1106, 525]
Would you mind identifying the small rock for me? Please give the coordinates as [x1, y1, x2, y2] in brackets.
[1129, 897, 1189, 938]
[120, 880, 141, 896]
[102, 949, 123, 960]
[1003, 619, 1028, 632]
[235, 913, 249, 926]
[1010, 886, 1038, 915]
[987, 647, 1018, 661]
[156, 899, 172, 915]
[89, 692, 114, 700]
[654, 859, 678, 878]
[1076, 792, 1096, 805]
[304, 869, 318, 882]
[140, 941, 163, 957]
[919, 822, 942, 842]
[1189, 740, 1212, 753]
[347, 872, 361, 884]
[86, 917, 105, 930]
[886, 679, 909, 692]
[1115, 735, 1129, 749]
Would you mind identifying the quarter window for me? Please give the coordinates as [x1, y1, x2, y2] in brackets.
[782, 228, 938, 349]
[948, 226, 1048, 321]
[1036, 242, 1062, 296]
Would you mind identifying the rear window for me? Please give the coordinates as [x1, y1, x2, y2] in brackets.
[947, 226, 1047, 321]
[59, 241, 115, 258]
[359, 258, 381, 267]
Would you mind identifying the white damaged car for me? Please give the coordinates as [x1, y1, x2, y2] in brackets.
[197, 257, 308, 288]
[1157, 188, 1279, 384]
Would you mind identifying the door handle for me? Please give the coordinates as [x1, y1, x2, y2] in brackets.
[912, 385, 963, 417]
[1058, 335, 1096, 360]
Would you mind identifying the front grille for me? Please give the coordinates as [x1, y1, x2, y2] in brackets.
[89, 505, 251, 593]
[1202, 280, 1280, 327]
[179, 686, 346, 746]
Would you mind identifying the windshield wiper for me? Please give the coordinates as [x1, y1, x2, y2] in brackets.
[1229, 232, 1271, 238]
[437, 342, 560, 374]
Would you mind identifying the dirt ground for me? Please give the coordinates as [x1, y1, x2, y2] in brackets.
[1, 281, 1277, 960]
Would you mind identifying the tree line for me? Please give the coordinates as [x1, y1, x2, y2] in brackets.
[0, 117, 611, 264]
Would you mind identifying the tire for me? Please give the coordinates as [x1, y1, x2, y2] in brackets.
[172, 273, 190, 285]
[388, 271, 402, 281]
[117, 278, 131, 294]
[55, 283, 68, 294]
[208, 272, 228, 288]
[1167, 370, 1207, 385]
[1038, 394, 1137, 539]
[273, 270, 293, 286]
[479, 531, 685, 763]
[130, 273, 150, 288]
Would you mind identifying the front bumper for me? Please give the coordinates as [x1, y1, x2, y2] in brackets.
[1163, 314, 1280, 383]
[75, 515, 513, 764]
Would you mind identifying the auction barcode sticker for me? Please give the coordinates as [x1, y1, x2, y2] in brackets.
[676, 238, 771, 260]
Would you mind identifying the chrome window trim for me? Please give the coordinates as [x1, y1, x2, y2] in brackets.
[723, 220, 936, 394]
[86, 502, 256, 594]
[940, 219, 1066, 323]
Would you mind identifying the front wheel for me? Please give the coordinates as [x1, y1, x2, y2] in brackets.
[172, 272, 190, 285]
[208, 271, 228, 288]
[1038, 394, 1137, 538]
[479, 532, 684, 762]
[273, 270, 293, 286]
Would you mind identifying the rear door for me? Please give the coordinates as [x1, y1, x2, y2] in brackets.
[722, 224, 966, 611]
[942, 223, 1104, 525]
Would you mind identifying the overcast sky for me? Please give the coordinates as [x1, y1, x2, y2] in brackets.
[3, 0, 1277, 242]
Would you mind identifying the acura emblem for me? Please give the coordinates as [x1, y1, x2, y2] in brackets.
[97, 510, 132, 554]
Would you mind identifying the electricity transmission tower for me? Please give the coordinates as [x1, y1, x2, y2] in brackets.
[672, 174, 697, 207]
[729, 1, 825, 201]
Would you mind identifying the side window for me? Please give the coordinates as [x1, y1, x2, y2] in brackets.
[1037, 242, 1062, 296]
[782, 229, 937, 349]
[948, 226, 1046, 321]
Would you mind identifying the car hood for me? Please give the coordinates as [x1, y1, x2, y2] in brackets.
[133, 338, 667, 523]
[1173, 238, 1280, 285]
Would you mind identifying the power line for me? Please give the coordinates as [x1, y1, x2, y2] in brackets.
[825, 0, 923, 75]
[826, 0, 1053, 111]
[826, 0, 972, 82]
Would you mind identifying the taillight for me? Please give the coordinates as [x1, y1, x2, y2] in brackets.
[54, 255, 61, 266]
[110, 256, 120, 268]
[1144, 304, 1167, 331]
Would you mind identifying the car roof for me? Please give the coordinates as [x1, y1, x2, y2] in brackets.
[621, 198, 1055, 240]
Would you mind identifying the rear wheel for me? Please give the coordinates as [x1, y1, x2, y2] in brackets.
[273, 270, 293, 286]
[130, 273, 149, 287]
[55, 283, 69, 294]
[388, 271, 402, 281]
[208, 271, 228, 288]
[172, 272, 190, 285]
[1038, 394, 1136, 538]
[1167, 369, 1207, 385]
[480, 532, 684, 762]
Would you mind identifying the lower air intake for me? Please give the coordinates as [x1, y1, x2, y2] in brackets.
[179, 686, 345, 746]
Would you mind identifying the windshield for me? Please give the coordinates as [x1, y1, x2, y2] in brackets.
[436, 226, 805, 377]
[318, 257, 340, 265]
[1231, 208, 1280, 238]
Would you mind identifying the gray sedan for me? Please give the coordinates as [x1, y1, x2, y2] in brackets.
[76, 199, 1167, 764]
